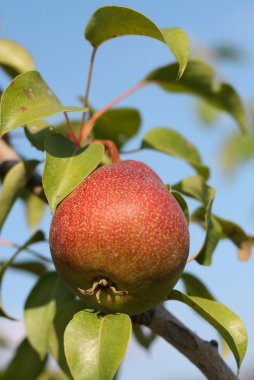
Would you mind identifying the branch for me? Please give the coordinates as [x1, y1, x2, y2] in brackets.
[132, 304, 238, 380]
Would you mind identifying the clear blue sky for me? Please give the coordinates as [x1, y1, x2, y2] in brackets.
[1, 1, 254, 379]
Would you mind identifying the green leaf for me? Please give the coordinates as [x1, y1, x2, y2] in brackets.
[172, 176, 216, 265]
[181, 272, 215, 300]
[0, 160, 39, 231]
[85, 6, 189, 78]
[181, 272, 232, 357]
[142, 127, 209, 179]
[145, 60, 247, 133]
[215, 215, 253, 261]
[222, 131, 254, 171]
[0, 260, 47, 276]
[0, 38, 35, 76]
[193, 209, 253, 261]
[25, 120, 67, 151]
[25, 122, 52, 150]
[132, 325, 157, 350]
[92, 107, 141, 148]
[0, 338, 46, 380]
[24, 271, 75, 360]
[43, 134, 104, 213]
[37, 371, 69, 380]
[0, 230, 45, 320]
[23, 192, 46, 229]
[170, 189, 190, 224]
[0, 71, 87, 136]
[196, 100, 218, 125]
[64, 310, 131, 380]
[49, 300, 85, 377]
[168, 290, 248, 371]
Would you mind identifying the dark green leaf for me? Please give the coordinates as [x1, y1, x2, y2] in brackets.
[142, 127, 209, 179]
[0, 230, 45, 319]
[0, 38, 35, 76]
[0, 71, 87, 136]
[172, 176, 216, 265]
[168, 290, 248, 371]
[24, 271, 74, 360]
[49, 300, 85, 377]
[145, 60, 247, 133]
[25, 120, 54, 151]
[0, 339, 46, 380]
[64, 310, 131, 380]
[85, 6, 189, 78]
[132, 325, 157, 349]
[0, 160, 39, 231]
[93, 108, 141, 148]
[213, 44, 245, 63]
[43, 134, 104, 212]
[25, 119, 75, 151]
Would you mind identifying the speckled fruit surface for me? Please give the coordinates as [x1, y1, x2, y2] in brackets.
[49, 160, 189, 315]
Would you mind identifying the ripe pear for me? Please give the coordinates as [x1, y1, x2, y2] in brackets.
[49, 160, 189, 315]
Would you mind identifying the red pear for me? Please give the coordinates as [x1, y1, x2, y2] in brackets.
[49, 160, 189, 315]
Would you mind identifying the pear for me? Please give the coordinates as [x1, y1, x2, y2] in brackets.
[49, 160, 189, 315]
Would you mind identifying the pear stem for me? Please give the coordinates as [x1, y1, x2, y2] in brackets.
[94, 139, 121, 163]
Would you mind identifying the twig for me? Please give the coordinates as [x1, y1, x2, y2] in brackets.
[79, 81, 149, 143]
[79, 46, 99, 132]
[64, 112, 80, 147]
[132, 304, 238, 380]
[0, 239, 51, 263]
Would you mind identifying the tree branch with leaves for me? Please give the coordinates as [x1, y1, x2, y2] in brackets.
[0, 5, 252, 380]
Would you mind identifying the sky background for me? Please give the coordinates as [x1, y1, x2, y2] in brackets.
[1, 1, 254, 379]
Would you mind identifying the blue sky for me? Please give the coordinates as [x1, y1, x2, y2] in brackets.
[1, 1, 254, 379]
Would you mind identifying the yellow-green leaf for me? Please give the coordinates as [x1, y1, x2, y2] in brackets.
[0, 71, 87, 136]
[142, 127, 209, 179]
[0, 38, 35, 76]
[64, 310, 131, 380]
[43, 134, 104, 213]
[168, 290, 248, 372]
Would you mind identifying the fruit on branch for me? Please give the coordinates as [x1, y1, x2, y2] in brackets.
[49, 160, 189, 315]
